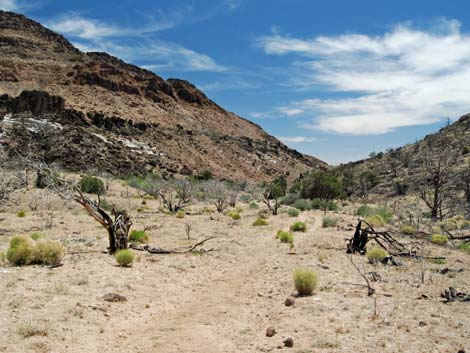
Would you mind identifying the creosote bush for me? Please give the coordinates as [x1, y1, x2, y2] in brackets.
[366, 247, 388, 264]
[115, 249, 134, 267]
[431, 234, 448, 246]
[176, 210, 185, 218]
[79, 175, 105, 195]
[293, 268, 318, 296]
[228, 210, 241, 220]
[17, 210, 26, 218]
[288, 207, 300, 217]
[34, 239, 65, 266]
[276, 230, 294, 247]
[401, 224, 417, 235]
[249, 201, 259, 209]
[322, 216, 339, 228]
[252, 218, 268, 226]
[129, 230, 149, 243]
[290, 221, 307, 232]
[6, 235, 64, 266]
[365, 215, 385, 228]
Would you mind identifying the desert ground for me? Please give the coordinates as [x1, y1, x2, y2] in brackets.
[0, 179, 469, 353]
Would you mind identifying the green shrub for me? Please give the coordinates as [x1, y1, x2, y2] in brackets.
[129, 230, 149, 243]
[401, 225, 416, 235]
[115, 249, 134, 267]
[288, 207, 300, 217]
[374, 207, 393, 223]
[431, 234, 448, 246]
[458, 242, 470, 252]
[366, 247, 388, 264]
[356, 205, 373, 217]
[290, 221, 307, 232]
[322, 216, 339, 228]
[33, 239, 64, 266]
[30, 232, 45, 241]
[293, 199, 311, 211]
[365, 215, 385, 228]
[228, 211, 241, 220]
[239, 194, 252, 203]
[17, 210, 26, 218]
[280, 193, 300, 205]
[293, 268, 318, 296]
[249, 201, 259, 209]
[6, 236, 35, 266]
[79, 175, 105, 195]
[176, 210, 185, 218]
[252, 218, 268, 226]
[277, 230, 294, 244]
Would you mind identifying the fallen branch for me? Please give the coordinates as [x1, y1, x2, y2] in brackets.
[130, 236, 216, 254]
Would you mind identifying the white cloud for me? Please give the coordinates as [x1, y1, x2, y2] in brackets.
[256, 19, 470, 135]
[0, 0, 18, 10]
[47, 13, 226, 72]
[278, 136, 317, 143]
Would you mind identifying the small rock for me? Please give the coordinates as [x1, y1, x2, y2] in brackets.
[283, 338, 294, 347]
[103, 293, 127, 302]
[266, 327, 276, 337]
[418, 321, 426, 327]
[285, 297, 295, 307]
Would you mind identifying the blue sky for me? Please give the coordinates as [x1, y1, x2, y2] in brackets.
[2, 0, 470, 164]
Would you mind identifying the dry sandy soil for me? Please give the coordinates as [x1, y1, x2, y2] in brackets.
[0, 180, 469, 353]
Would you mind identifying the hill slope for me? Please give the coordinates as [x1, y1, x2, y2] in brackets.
[337, 115, 470, 197]
[0, 11, 326, 180]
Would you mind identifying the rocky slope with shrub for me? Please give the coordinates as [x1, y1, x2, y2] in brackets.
[0, 10, 325, 180]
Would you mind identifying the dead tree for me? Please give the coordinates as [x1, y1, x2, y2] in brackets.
[417, 151, 451, 221]
[207, 181, 228, 213]
[26, 158, 132, 254]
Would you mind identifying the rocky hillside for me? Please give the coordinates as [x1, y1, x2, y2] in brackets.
[337, 115, 470, 197]
[0, 11, 326, 180]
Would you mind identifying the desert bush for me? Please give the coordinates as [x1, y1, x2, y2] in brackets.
[288, 207, 300, 217]
[322, 216, 339, 228]
[401, 224, 416, 235]
[293, 199, 311, 211]
[366, 247, 388, 263]
[277, 230, 294, 246]
[129, 230, 149, 243]
[79, 175, 105, 195]
[6, 236, 35, 266]
[176, 210, 185, 218]
[115, 249, 134, 267]
[458, 242, 470, 252]
[239, 194, 251, 203]
[30, 232, 45, 240]
[249, 201, 259, 209]
[290, 221, 307, 232]
[293, 268, 318, 296]
[17, 210, 26, 218]
[431, 234, 448, 245]
[252, 218, 268, 226]
[310, 198, 338, 211]
[280, 193, 300, 205]
[365, 215, 385, 228]
[33, 239, 64, 266]
[356, 205, 373, 217]
[258, 209, 269, 219]
[228, 210, 241, 220]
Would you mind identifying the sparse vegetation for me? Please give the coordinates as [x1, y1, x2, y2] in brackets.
[290, 221, 307, 232]
[249, 201, 258, 209]
[401, 224, 417, 235]
[293, 268, 318, 296]
[176, 210, 185, 218]
[16, 210, 26, 218]
[6, 235, 64, 266]
[458, 242, 470, 252]
[79, 175, 105, 195]
[115, 249, 135, 267]
[293, 198, 311, 211]
[129, 230, 149, 243]
[322, 216, 339, 228]
[276, 230, 294, 246]
[252, 218, 268, 226]
[287, 207, 300, 217]
[365, 215, 385, 228]
[6, 236, 35, 266]
[430, 234, 448, 245]
[228, 210, 241, 220]
[366, 247, 388, 263]
[33, 239, 65, 266]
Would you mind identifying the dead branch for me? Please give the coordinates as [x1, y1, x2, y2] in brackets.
[349, 254, 375, 296]
[130, 236, 216, 254]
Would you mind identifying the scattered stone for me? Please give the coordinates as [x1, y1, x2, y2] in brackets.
[285, 297, 295, 307]
[103, 293, 127, 302]
[266, 327, 276, 337]
[283, 338, 294, 348]
[145, 303, 150, 308]
[418, 321, 427, 327]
